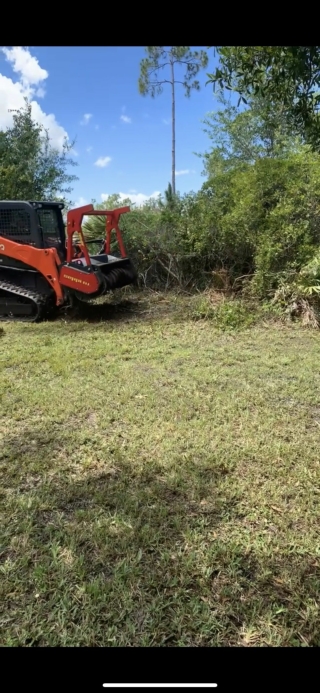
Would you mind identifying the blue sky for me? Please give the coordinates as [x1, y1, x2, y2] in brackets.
[0, 46, 220, 207]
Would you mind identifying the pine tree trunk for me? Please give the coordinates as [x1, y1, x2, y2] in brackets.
[170, 57, 176, 195]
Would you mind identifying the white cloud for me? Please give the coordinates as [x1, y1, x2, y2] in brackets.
[175, 169, 195, 176]
[2, 46, 48, 87]
[101, 191, 161, 207]
[86, 146, 93, 153]
[94, 156, 112, 168]
[120, 106, 131, 124]
[36, 87, 46, 99]
[80, 113, 92, 125]
[163, 118, 171, 125]
[73, 196, 89, 207]
[0, 46, 69, 151]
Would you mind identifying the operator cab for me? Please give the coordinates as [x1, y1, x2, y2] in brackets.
[0, 200, 66, 259]
[35, 202, 66, 259]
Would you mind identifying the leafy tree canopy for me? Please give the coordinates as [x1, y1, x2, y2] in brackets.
[0, 99, 78, 206]
[206, 47, 320, 150]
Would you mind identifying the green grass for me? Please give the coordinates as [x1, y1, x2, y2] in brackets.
[0, 291, 320, 646]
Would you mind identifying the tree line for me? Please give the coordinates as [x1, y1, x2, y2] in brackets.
[2, 48, 320, 318]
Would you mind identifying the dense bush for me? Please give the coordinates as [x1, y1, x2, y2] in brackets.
[80, 98, 320, 308]
[83, 144, 320, 303]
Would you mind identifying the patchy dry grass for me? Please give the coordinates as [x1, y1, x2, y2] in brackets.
[0, 291, 320, 646]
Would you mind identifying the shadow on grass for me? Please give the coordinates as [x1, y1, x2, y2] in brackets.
[1, 292, 199, 331]
[1, 425, 320, 646]
[52, 297, 148, 324]
[42, 291, 195, 327]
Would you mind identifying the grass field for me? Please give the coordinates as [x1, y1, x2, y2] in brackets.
[1, 292, 320, 646]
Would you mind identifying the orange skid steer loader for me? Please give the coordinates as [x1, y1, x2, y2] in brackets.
[0, 201, 137, 322]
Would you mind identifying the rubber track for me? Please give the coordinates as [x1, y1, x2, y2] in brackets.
[0, 279, 49, 322]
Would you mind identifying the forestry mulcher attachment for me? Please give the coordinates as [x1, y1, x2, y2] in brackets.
[0, 201, 137, 322]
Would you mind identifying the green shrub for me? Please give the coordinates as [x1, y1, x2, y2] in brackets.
[191, 293, 218, 320]
[212, 299, 257, 330]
